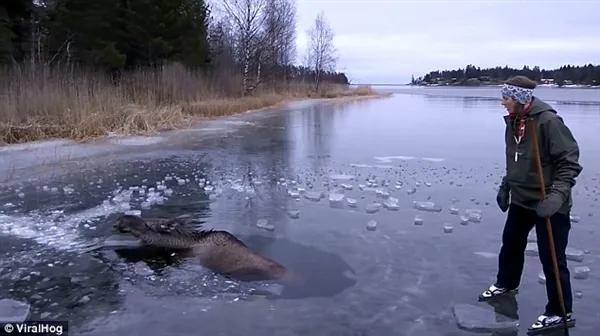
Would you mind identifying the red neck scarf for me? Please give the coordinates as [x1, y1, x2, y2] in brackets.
[508, 97, 535, 120]
[510, 98, 535, 139]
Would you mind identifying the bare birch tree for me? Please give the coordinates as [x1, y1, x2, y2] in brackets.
[305, 11, 337, 92]
[258, 0, 296, 83]
[216, 0, 268, 95]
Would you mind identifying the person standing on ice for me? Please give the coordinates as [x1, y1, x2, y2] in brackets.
[478, 75, 582, 332]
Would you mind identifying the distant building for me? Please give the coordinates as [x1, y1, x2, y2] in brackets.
[466, 78, 480, 86]
[479, 76, 491, 81]
[540, 78, 554, 84]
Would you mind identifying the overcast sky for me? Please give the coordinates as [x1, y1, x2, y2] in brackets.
[295, 0, 600, 84]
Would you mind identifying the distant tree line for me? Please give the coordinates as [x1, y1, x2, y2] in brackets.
[412, 64, 600, 87]
[0, 0, 348, 94]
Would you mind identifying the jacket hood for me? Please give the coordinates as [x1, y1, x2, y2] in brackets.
[528, 97, 557, 116]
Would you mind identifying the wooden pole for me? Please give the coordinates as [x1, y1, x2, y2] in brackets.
[528, 117, 569, 336]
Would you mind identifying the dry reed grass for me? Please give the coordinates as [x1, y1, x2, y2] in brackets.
[0, 63, 377, 145]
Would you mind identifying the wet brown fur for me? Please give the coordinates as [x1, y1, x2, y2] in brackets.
[114, 214, 297, 284]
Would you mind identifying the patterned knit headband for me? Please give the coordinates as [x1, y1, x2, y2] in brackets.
[501, 84, 533, 105]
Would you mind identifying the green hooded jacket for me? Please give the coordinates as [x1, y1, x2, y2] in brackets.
[500, 97, 583, 215]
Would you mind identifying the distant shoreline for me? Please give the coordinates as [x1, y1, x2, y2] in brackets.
[407, 83, 600, 89]
[356, 84, 600, 89]
[413, 64, 600, 88]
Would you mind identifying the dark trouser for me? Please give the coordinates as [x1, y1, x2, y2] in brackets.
[495, 203, 573, 316]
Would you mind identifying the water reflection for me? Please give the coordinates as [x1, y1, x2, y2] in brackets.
[296, 103, 340, 171]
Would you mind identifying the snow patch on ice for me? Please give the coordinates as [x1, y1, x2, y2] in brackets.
[223, 121, 256, 126]
[109, 136, 166, 146]
[421, 157, 445, 162]
[0, 139, 72, 153]
[374, 156, 417, 162]
[374, 155, 446, 163]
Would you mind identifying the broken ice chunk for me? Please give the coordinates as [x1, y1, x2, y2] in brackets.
[574, 266, 590, 280]
[574, 291, 583, 299]
[375, 189, 390, 199]
[125, 210, 142, 216]
[365, 203, 381, 214]
[287, 210, 300, 219]
[413, 201, 442, 212]
[304, 191, 322, 202]
[464, 209, 482, 223]
[406, 188, 417, 195]
[525, 242, 538, 256]
[569, 215, 580, 223]
[288, 190, 300, 198]
[0, 298, 30, 323]
[329, 193, 345, 209]
[414, 216, 424, 226]
[347, 198, 358, 208]
[566, 247, 585, 262]
[383, 199, 399, 211]
[443, 225, 453, 233]
[366, 220, 377, 231]
[341, 183, 353, 190]
[256, 219, 274, 231]
[449, 207, 459, 215]
[452, 303, 518, 334]
[459, 216, 469, 225]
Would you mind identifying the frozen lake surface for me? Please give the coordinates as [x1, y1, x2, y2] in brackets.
[0, 89, 598, 335]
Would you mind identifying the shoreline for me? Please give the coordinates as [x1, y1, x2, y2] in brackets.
[0, 92, 389, 151]
[0, 88, 389, 148]
[0, 93, 389, 184]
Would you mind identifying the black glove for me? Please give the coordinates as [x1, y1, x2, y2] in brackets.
[536, 191, 566, 218]
[496, 187, 510, 212]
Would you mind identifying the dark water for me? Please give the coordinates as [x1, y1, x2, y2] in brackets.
[0, 90, 598, 335]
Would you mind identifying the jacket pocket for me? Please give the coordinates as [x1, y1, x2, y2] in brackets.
[506, 148, 539, 187]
